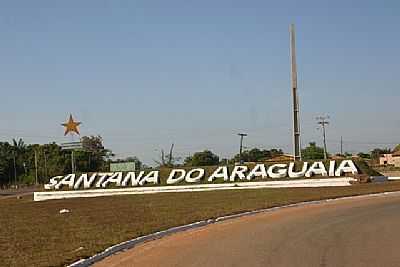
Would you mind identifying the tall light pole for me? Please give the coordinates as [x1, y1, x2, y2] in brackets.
[238, 133, 248, 164]
[317, 116, 330, 160]
[290, 24, 301, 161]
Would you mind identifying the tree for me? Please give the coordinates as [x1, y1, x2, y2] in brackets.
[232, 148, 283, 163]
[302, 142, 325, 160]
[12, 138, 27, 178]
[246, 148, 266, 162]
[219, 158, 229, 165]
[80, 135, 114, 171]
[41, 143, 69, 178]
[0, 136, 115, 186]
[357, 152, 371, 159]
[12, 138, 26, 152]
[184, 150, 219, 166]
[0, 142, 13, 185]
[154, 144, 180, 167]
[344, 152, 353, 158]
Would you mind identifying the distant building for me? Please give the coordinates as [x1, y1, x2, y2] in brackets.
[264, 154, 294, 163]
[380, 150, 400, 167]
[331, 155, 345, 160]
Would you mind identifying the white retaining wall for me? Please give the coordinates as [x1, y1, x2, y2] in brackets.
[34, 178, 356, 201]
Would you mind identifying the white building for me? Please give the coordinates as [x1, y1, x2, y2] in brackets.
[380, 151, 400, 167]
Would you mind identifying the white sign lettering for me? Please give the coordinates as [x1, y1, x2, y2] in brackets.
[45, 160, 359, 190]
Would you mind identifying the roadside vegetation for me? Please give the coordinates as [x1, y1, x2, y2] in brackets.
[0, 136, 113, 186]
[1, 137, 393, 187]
[2, 182, 400, 266]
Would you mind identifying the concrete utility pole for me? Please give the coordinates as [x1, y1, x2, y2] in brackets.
[71, 151, 75, 174]
[43, 150, 48, 181]
[34, 149, 38, 185]
[290, 24, 301, 161]
[238, 133, 248, 164]
[13, 152, 17, 185]
[317, 116, 330, 160]
[340, 136, 343, 155]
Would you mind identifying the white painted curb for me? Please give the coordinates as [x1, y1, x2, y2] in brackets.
[35, 178, 356, 201]
[68, 190, 400, 267]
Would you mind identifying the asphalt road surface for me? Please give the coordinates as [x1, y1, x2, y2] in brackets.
[0, 187, 37, 199]
[95, 193, 400, 267]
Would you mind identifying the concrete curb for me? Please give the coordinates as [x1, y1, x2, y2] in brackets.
[68, 190, 400, 267]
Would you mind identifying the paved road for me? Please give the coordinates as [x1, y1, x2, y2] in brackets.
[0, 187, 37, 199]
[95, 193, 400, 267]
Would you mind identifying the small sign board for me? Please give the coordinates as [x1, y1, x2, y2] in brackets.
[110, 162, 136, 172]
[60, 142, 83, 151]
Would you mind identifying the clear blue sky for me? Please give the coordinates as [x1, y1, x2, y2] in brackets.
[1, 0, 399, 164]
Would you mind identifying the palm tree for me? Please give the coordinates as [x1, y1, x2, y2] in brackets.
[11, 138, 27, 184]
[12, 138, 26, 152]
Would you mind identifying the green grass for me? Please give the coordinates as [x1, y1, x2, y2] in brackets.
[2, 182, 400, 266]
[353, 159, 382, 176]
[373, 166, 400, 172]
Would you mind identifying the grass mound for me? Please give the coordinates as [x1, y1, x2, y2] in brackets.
[353, 159, 382, 176]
